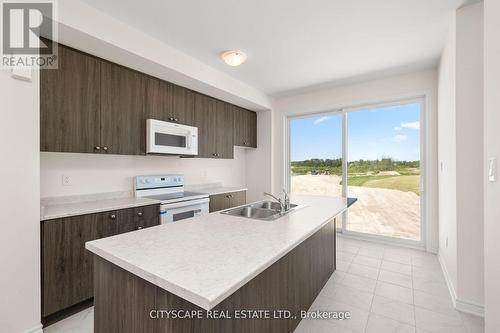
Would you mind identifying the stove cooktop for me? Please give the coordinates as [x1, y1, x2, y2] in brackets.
[144, 191, 208, 203]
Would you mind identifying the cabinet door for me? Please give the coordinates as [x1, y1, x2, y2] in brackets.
[232, 106, 247, 147]
[193, 93, 217, 158]
[215, 100, 234, 159]
[114, 207, 138, 234]
[145, 77, 173, 123]
[135, 205, 160, 229]
[209, 193, 231, 212]
[246, 110, 257, 148]
[230, 190, 247, 207]
[172, 85, 195, 125]
[41, 211, 114, 316]
[40, 43, 101, 153]
[100, 62, 146, 155]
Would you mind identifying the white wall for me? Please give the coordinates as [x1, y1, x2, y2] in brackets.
[437, 2, 484, 313]
[41, 149, 247, 197]
[0, 70, 41, 332]
[455, 2, 484, 309]
[437, 11, 458, 293]
[245, 110, 274, 202]
[484, 0, 500, 331]
[272, 70, 439, 252]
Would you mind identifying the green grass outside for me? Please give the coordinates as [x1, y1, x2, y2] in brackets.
[347, 175, 420, 195]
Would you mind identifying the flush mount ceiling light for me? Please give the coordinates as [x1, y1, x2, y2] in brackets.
[221, 50, 247, 66]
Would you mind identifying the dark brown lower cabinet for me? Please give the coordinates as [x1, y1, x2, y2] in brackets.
[41, 204, 160, 323]
[209, 190, 247, 212]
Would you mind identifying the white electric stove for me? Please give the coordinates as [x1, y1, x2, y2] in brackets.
[135, 175, 209, 224]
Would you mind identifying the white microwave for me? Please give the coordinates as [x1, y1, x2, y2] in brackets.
[146, 119, 198, 155]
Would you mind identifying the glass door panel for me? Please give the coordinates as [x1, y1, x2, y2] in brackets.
[346, 102, 421, 241]
[289, 113, 343, 229]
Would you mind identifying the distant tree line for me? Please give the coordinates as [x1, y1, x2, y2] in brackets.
[291, 157, 419, 175]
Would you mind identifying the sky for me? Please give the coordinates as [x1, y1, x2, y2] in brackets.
[290, 103, 421, 162]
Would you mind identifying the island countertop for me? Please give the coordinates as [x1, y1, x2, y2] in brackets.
[85, 195, 350, 311]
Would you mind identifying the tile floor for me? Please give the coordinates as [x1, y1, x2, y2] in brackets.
[295, 236, 484, 333]
[43, 235, 484, 333]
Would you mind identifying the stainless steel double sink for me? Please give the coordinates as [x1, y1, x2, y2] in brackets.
[221, 201, 299, 221]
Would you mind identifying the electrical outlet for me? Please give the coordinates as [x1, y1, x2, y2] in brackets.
[62, 174, 73, 186]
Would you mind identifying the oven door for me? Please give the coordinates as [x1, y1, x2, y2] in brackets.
[147, 119, 198, 155]
[160, 198, 209, 224]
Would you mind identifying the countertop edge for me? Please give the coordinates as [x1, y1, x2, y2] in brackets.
[41, 199, 161, 221]
[200, 187, 248, 196]
[85, 202, 348, 310]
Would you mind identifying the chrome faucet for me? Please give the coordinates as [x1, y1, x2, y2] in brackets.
[264, 189, 291, 214]
[282, 189, 291, 211]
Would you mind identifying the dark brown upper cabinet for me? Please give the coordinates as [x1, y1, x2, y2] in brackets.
[40, 40, 256, 158]
[233, 106, 257, 148]
[40, 43, 101, 153]
[193, 92, 216, 158]
[215, 100, 234, 159]
[172, 85, 195, 126]
[193, 93, 233, 159]
[145, 79, 195, 126]
[145, 77, 172, 123]
[100, 62, 146, 155]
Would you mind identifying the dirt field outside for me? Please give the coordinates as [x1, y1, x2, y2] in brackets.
[291, 175, 421, 240]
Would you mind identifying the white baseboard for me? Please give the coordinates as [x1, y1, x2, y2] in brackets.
[21, 324, 43, 333]
[437, 252, 484, 318]
[437, 252, 458, 302]
[455, 299, 485, 317]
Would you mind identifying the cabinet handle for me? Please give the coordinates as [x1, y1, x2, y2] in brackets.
[110, 214, 116, 220]
[103, 146, 108, 152]
[94, 146, 101, 151]
[168, 117, 174, 121]
[137, 211, 143, 217]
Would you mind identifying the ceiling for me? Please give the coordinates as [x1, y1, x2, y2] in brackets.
[81, 0, 470, 96]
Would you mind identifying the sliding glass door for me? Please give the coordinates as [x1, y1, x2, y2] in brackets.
[289, 113, 344, 228]
[287, 99, 424, 245]
[345, 102, 422, 242]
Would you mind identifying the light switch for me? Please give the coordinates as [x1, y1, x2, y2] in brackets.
[488, 158, 497, 182]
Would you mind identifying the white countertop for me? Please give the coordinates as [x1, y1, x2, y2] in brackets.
[85, 194, 349, 310]
[41, 197, 161, 221]
[193, 186, 248, 196]
[40, 186, 247, 220]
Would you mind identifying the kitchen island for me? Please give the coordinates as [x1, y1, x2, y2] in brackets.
[85, 195, 352, 333]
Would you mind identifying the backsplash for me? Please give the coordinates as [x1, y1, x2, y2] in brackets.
[40, 149, 247, 198]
